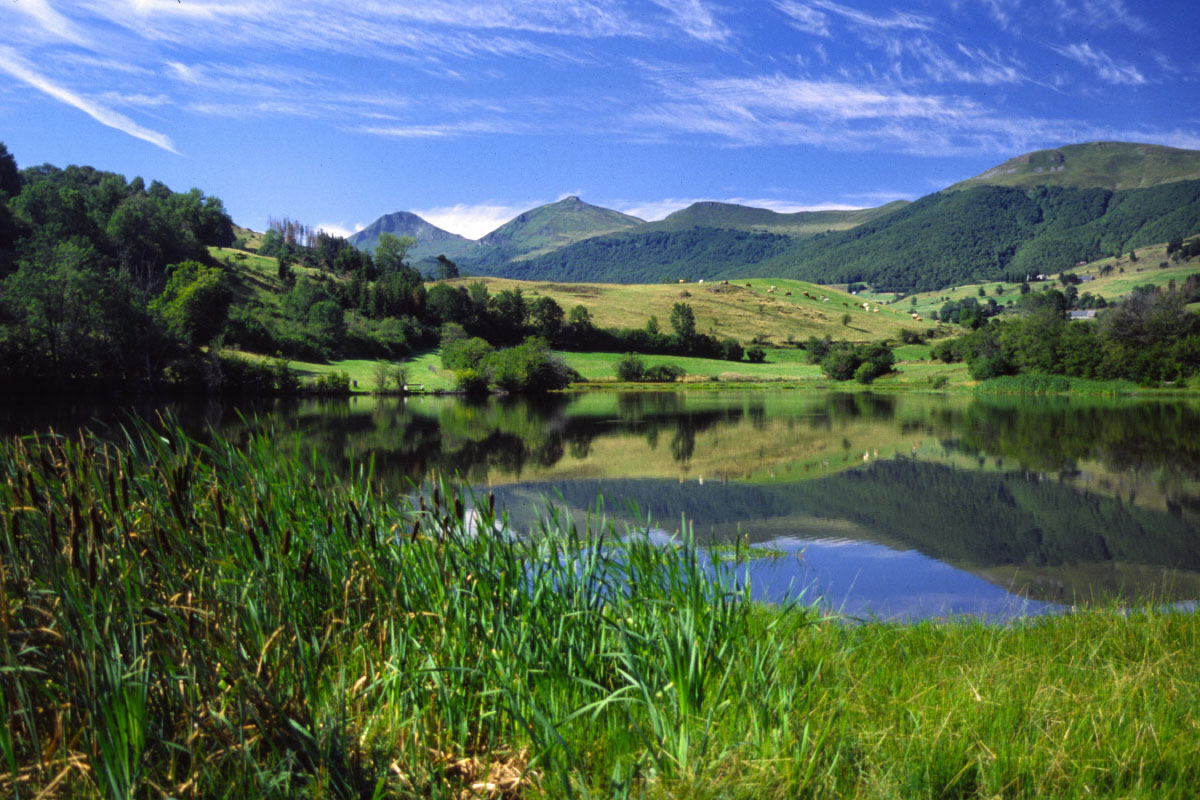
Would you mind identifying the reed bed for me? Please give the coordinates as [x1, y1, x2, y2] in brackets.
[2, 420, 1198, 799]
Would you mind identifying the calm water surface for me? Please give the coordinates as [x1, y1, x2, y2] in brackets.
[5, 390, 1199, 619]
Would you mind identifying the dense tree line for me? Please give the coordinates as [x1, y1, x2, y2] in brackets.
[932, 279, 1200, 383]
[0, 143, 236, 388]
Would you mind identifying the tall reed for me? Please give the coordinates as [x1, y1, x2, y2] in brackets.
[0, 419, 823, 798]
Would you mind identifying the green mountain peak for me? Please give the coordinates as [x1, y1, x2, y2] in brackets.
[946, 141, 1200, 192]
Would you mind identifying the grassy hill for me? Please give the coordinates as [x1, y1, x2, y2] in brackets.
[644, 200, 907, 237]
[445, 276, 933, 345]
[946, 141, 1200, 193]
[473, 195, 644, 262]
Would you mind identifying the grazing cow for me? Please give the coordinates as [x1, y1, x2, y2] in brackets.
[862, 302, 870, 310]
[785, 291, 792, 296]
[802, 291, 810, 297]
[842, 301, 848, 307]
[745, 283, 752, 288]
[767, 285, 776, 294]
[698, 279, 704, 284]
[721, 280, 729, 285]
[678, 279, 686, 284]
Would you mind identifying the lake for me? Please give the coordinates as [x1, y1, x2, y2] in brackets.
[5, 389, 1198, 620]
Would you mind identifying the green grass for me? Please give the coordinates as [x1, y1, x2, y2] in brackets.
[449, 276, 934, 345]
[232, 350, 460, 393]
[2, 421, 1199, 798]
[977, 374, 1147, 395]
[560, 348, 823, 383]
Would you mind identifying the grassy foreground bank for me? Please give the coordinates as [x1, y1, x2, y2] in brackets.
[2, 425, 1197, 799]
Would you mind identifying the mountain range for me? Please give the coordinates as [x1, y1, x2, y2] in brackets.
[347, 141, 1200, 292]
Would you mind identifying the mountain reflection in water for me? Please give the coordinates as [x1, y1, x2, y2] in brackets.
[5, 390, 1198, 619]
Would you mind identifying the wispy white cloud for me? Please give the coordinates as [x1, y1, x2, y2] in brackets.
[1151, 52, 1177, 76]
[624, 61, 1183, 156]
[809, 0, 934, 31]
[1051, 42, 1145, 85]
[354, 119, 525, 138]
[316, 221, 363, 238]
[773, 1, 830, 36]
[1050, 0, 1148, 33]
[70, 0, 587, 66]
[648, 0, 733, 45]
[414, 203, 535, 239]
[0, 45, 177, 153]
[888, 35, 1027, 85]
[684, 74, 978, 123]
[974, 0, 1148, 34]
[97, 91, 173, 109]
[978, 0, 1020, 32]
[9, 0, 93, 47]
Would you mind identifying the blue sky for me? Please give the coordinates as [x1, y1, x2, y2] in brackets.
[2, 1, 1197, 239]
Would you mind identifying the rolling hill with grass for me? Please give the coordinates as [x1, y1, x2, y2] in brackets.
[473, 195, 645, 261]
[945, 141, 1200, 193]
[642, 200, 908, 236]
[444, 275, 929, 345]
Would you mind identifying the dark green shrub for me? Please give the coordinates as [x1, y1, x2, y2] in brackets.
[644, 363, 686, 382]
[968, 354, 1016, 380]
[615, 353, 646, 382]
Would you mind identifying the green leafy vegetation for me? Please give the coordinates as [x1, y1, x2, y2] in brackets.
[0, 150, 234, 387]
[933, 279, 1200, 384]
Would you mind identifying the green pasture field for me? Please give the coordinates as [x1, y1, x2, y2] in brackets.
[446, 275, 935, 345]
[242, 346, 974, 394]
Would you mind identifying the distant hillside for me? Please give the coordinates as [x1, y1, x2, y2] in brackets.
[348, 211, 474, 261]
[646, 200, 906, 237]
[472, 195, 644, 263]
[761, 180, 1200, 292]
[946, 141, 1200, 193]
[497, 227, 794, 283]
[486, 180, 1200, 291]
